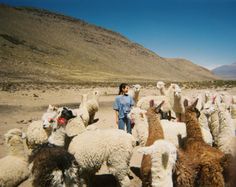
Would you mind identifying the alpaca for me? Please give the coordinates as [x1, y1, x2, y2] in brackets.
[204, 98, 220, 147]
[140, 100, 165, 187]
[28, 107, 80, 187]
[26, 105, 59, 150]
[0, 129, 30, 187]
[172, 86, 185, 122]
[183, 99, 226, 187]
[217, 102, 236, 156]
[138, 139, 177, 187]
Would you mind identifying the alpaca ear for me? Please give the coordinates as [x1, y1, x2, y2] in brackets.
[149, 100, 154, 107]
[184, 99, 188, 107]
[140, 112, 144, 118]
[212, 96, 217, 104]
[156, 100, 165, 109]
[191, 99, 199, 108]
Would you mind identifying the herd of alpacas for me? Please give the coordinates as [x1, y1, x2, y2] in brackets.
[0, 81, 236, 187]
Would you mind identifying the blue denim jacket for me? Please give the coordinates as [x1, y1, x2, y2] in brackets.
[113, 95, 134, 119]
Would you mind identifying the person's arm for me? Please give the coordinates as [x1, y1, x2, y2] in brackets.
[113, 97, 119, 125]
[115, 110, 119, 125]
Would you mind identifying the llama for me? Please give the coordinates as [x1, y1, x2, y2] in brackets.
[140, 100, 165, 187]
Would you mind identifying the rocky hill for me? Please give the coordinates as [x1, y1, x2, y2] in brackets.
[212, 62, 236, 80]
[0, 4, 218, 84]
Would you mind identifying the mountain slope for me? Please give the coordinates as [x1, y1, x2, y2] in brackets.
[0, 4, 218, 83]
[212, 62, 236, 80]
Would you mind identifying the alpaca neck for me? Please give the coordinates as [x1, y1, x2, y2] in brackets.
[208, 111, 219, 145]
[48, 127, 66, 147]
[185, 113, 204, 141]
[160, 87, 166, 96]
[146, 112, 164, 146]
[151, 156, 173, 187]
[134, 116, 149, 145]
[173, 96, 184, 113]
[134, 91, 140, 103]
[218, 109, 235, 137]
[198, 112, 209, 130]
[8, 142, 26, 158]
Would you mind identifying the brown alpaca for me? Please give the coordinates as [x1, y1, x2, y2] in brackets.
[182, 99, 226, 187]
[140, 100, 165, 187]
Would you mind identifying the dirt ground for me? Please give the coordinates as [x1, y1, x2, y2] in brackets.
[0, 86, 235, 187]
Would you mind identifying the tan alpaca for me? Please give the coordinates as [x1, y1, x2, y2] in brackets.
[140, 100, 165, 187]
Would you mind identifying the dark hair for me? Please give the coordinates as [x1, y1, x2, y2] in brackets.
[118, 83, 128, 95]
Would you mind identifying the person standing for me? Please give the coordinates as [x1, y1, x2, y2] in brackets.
[113, 83, 134, 134]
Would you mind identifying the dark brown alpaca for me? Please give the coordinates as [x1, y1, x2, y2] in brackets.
[182, 99, 226, 187]
[140, 100, 165, 187]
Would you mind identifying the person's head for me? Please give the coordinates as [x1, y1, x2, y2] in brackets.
[118, 83, 129, 95]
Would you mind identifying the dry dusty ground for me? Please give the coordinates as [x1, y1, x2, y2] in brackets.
[0, 86, 236, 187]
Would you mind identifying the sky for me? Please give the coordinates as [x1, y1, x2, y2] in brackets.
[1, 0, 236, 70]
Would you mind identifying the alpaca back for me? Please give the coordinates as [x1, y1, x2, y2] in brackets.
[30, 145, 79, 187]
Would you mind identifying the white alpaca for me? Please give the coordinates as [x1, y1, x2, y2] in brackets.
[173, 86, 185, 122]
[26, 105, 59, 149]
[86, 90, 100, 124]
[0, 129, 29, 187]
[217, 103, 236, 156]
[202, 98, 220, 146]
[128, 84, 141, 105]
[68, 129, 136, 187]
[138, 139, 177, 187]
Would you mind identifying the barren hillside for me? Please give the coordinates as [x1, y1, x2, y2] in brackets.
[0, 4, 218, 83]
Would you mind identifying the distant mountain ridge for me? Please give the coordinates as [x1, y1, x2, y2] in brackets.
[212, 62, 236, 80]
[0, 4, 218, 83]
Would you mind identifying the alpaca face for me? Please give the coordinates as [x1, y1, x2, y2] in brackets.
[4, 128, 26, 146]
[184, 98, 200, 118]
[133, 84, 141, 92]
[156, 81, 165, 89]
[42, 110, 59, 129]
[174, 87, 182, 98]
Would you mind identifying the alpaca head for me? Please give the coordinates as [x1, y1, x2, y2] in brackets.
[4, 128, 26, 145]
[156, 81, 165, 89]
[42, 105, 60, 130]
[184, 98, 200, 118]
[132, 84, 141, 92]
[174, 86, 182, 98]
[146, 100, 165, 119]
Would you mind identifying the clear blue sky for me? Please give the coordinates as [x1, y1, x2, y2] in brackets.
[1, 0, 236, 70]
